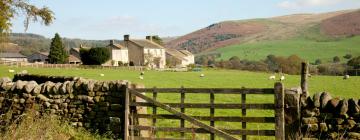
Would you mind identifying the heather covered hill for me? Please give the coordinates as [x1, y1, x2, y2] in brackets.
[166, 9, 358, 54]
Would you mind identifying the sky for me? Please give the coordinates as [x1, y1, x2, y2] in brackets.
[11, 0, 360, 40]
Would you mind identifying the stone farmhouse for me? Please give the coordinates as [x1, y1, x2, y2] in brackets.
[103, 40, 129, 66]
[118, 35, 166, 69]
[0, 52, 27, 62]
[27, 52, 49, 63]
[166, 49, 195, 67]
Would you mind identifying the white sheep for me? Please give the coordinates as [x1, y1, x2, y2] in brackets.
[280, 75, 285, 81]
[20, 70, 28, 74]
[200, 74, 205, 78]
[343, 75, 350, 80]
[269, 75, 276, 80]
[8, 69, 15, 73]
[139, 75, 144, 80]
[100, 73, 105, 77]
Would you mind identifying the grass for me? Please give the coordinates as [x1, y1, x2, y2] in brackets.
[0, 109, 110, 140]
[216, 36, 360, 63]
[1, 65, 359, 139]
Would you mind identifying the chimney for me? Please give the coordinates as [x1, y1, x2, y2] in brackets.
[146, 36, 152, 42]
[110, 40, 114, 45]
[124, 35, 130, 41]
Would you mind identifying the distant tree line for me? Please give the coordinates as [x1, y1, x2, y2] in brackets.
[196, 53, 360, 76]
[7, 33, 110, 56]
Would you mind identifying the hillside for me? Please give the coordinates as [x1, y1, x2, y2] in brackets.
[2, 33, 110, 56]
[166, 9, 360, 62]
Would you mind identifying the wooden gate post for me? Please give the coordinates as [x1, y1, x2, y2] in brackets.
[275, 82, 285, 140]
[121, 83, 130, 140]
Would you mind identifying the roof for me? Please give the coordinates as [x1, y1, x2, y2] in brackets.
[39, 52, 49, 56]
[179, 50, 193, 56]
[71, 47, 91, 53]
[166, 49, 187, 61]
[0, 53, 27, 58]
[119, 40, 164, 49]
[107, 44, 127, 49]
[68, 54, 81, 62]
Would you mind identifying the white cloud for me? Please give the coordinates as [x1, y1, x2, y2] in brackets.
[278, 0, 347, 9]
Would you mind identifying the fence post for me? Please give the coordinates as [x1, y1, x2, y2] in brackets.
[284, 88, 301, 140]
[275, 82, 285, 140]
[122, 83, 130, 140]
[300, 62, 309, 107]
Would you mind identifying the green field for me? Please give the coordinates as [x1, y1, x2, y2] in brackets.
[1, 66, 359, 139]
[216, 36, 360, 63]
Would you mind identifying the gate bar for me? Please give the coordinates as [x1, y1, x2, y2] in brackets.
[129, 89, 239, 140]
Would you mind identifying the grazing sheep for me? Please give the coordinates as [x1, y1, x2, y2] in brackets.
[200, 74, 205, 78]
[140, 71, 145, 76]
[139, 75, 144, 80]
[100, 74, 105, 77]
[343, 75, 350, 80]
[280, 75, 285, 81]
[8, 69, 15, 73]
[20, 70, 28, 74]
[269, 75, 276, 80]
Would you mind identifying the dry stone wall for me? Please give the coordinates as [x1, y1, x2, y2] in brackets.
[0, 76, 130, 138]
[301, 92, 360, 139]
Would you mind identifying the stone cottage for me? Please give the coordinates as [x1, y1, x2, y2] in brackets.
[104, 40, 129, 66]
[119, 35, 166, 69]
[166, 49, 194, 67]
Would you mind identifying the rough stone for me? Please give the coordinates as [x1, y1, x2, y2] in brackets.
[304, 124, 318, 132]
[44, 81, 55, 94]
[44, 102, 51, 108]
[60, 81, 68, 94]
[0, 77, 12, 84]
[0, 97, 4, 103]
[51, 104, 59, 110]
[36, 94, 49, 102]
[53, 82, 62, 94]
[86, 80, 95, 92]
[348, 132, 360, 139]
[32, 84, 42, 95]
[24, 81, 37, 93]
[102, 82, 109, 91]
[319, 123, 328, 132]
[94, 96, 101, 103]
[328, 132, 338, 139]
[320, 92, 332, 109]
[13, 80, 27, 91]
[93, 82, 103, 92]
[347, 119, 357, 129]
[19, 98, 25, 104]
[88, 92, 95, 97]
[348, 98, 360, 116]
[313, 93, 321, 108]
[66, 81, 74, 94]
[337, 99, 348, 116]
[326, 98, 340, 112]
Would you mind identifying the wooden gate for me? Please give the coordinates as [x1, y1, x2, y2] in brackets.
[123, 82, 285, 140]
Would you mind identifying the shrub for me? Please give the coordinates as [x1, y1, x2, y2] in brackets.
[333, 56, 340, 63]
[347, 56, 360, 69]
[314, 59, 322, 65]
[317, 63, 346, 75]
[80, 47, 110, 65]
[343, 54, 353, 59]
